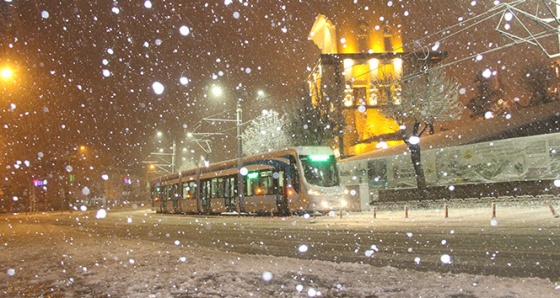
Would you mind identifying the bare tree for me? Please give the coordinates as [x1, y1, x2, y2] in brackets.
[381, 69, 462, 199]
[284, 84, 337, 147]
[468, 71, 505, 119]
[519, 60, 560, 107]
[241, 110, 290, 156]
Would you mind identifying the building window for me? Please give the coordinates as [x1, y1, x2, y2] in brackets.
[343, 88, 354, 107]
[392, 85, 402, 105]
[344, 87, 368, 108]
[357, 21, 369, 53]
[369, 86, 379, 106]
[354, 87, 367, 106]
[383, 26, 393, 52]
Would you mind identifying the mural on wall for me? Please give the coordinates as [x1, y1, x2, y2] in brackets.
[342, 133, 560, 190]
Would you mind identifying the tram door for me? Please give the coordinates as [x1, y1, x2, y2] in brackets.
[224, 176, 236, 212]
[200, 180, 211, 213]
[276, 170, 289, 215]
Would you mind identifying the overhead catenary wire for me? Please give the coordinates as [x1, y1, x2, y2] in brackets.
[349, 0, 552, 84]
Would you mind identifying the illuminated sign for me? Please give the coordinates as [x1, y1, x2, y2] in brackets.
[33, 179, 48, 187]
[308, 155, 330, 162]
[247, 172, 259, 179]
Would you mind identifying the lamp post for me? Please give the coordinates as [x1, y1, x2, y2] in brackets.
[236, 98, 244, 213]
[207, 85, 245, 213]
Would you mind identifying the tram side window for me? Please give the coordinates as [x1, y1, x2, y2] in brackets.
[168, 184, 178, 200]
[224, 176, 236, 198]
[245, 170, 282, 196]
[259, 170, 274, 195]
[210, 178, 226, 199]
[201, 180, 211, 200]
[217, 178, 225, 198]
[182, 181, 196, 200]
[164, 185, 171, 201]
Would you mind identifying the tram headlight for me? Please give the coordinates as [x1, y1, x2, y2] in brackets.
[308, 189, 322, 196]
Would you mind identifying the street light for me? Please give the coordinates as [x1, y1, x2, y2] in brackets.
[1, 67, 13, 81]
[0, 64, 18, 86]
[236, 97, 243, 213]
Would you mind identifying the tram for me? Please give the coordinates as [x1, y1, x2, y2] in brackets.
[150, 146, 346, 215]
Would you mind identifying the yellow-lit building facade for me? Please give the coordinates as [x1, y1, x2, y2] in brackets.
[307, 7, 445, 157]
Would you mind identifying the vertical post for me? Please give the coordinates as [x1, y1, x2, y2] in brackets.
[547, 200, 559, 218]
[557, 1, 560, 54]
[491, 202, 496, 218]
[444, 204, 449, 218]
[171, 140, 176, 173]
[236, 100, 244, 213]
[373, 206, 377, 219]
[196, 160, 202, 214]
[404, 205, 409, 218]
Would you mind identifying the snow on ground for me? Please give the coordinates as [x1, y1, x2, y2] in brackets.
[1, 205, 560, 297]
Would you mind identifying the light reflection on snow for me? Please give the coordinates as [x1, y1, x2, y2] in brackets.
[96, 209, 107, 219]
[308, 287, 320, 297]
[262, 271, 273, 282]
[440, 254, 452, 264]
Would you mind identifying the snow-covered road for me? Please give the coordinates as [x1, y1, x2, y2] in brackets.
[1, 205, 559, 297]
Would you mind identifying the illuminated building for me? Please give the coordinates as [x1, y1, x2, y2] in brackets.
[307, 7, 446, 157]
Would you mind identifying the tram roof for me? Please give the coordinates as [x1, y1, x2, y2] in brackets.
[151, 146, 335, 182]
[341, 101, 560, 163]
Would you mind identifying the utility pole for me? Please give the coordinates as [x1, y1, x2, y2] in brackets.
[236, 99, 244, 213]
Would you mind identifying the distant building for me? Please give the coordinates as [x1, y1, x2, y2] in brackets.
[307, 6, 445, 157]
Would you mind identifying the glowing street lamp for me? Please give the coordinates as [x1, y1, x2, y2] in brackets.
[208, 84, 244, 213]
[1, 67, 13, 81]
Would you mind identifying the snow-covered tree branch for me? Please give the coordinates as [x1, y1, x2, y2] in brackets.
[381, 69, 462, 199]
[241, 110, 291, 156]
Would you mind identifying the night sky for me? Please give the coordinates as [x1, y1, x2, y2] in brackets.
[0, 0, 552, 177]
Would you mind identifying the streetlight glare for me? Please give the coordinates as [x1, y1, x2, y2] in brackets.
[211, 85, 223, 97]
[1, 67, 13, 80]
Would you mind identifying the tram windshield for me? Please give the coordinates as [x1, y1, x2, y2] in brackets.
[299, 155, 340, 187]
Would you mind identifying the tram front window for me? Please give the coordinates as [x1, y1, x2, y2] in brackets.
[299, 155, 340, 187]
